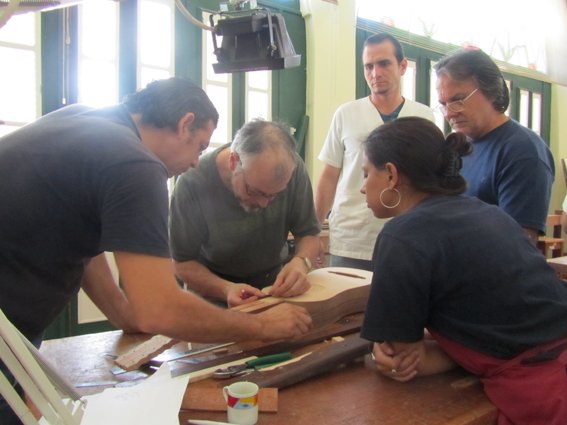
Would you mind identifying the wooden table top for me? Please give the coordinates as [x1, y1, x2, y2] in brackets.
[40, 330, 497, 425]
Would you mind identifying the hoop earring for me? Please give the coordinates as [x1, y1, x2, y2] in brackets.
[379, 188, 401, 209]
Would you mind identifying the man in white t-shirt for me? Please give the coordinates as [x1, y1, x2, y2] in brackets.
[315, 33, 435, 270]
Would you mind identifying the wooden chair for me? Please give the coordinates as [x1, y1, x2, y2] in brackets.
[537, 213, 565, 258]
[0, 308, 85, 425]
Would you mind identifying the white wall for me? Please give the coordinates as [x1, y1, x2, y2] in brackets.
[300, 0, 356, 183]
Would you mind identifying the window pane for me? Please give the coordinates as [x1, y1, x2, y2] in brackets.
[356, 0, 547, 73]
[401, 60, 416, 100]
[79, 2, 117, 60]
[78, 2, 118, 106]
[519, 89, 530, 127]
[0, 13, 35, 45]
[140, 67, 172, 89]
[203, 11, 231, 147]
[429, 65, 445, 131]
[78, 59, 118, 106]
[247, 90, 269, 121]
[139, 0, 172, 67]
[504, 80, 511, 116]
[531, 93, 541, 135]
[205, 84, 229, 146]
[0, 47, 37, 123]
[247, 70, 269, 90]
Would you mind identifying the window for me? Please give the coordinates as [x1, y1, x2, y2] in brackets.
[204, 80, 231, 147]
[202, 12, 232, 148]
[429, 63, 446, 131]
[202, 12, 272, 149]
[401, 59, 416, 101]
[246, 70, 271, 122]
[0, 13, 40, 136]
[138, 0, 174, 88]
[77, 1, 119, 106]
[356, 0, 549, 74]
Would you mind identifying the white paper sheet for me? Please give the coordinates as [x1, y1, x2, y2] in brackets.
[80, 363, 190, 425]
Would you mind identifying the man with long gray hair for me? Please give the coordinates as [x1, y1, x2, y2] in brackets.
[434, 49, 554, 243]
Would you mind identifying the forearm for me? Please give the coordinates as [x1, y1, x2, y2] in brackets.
[293, 235, 320, 262]
[415, 339, 457, 376]
[315, 165, 340, 223]
[148, 285, 264, 342]
[374, 339, 457, 381]
[315, 185, 335, 223]
[81, 253, 140, 333]
[174, 259, 232, 302]
[116, 252, 309, 343]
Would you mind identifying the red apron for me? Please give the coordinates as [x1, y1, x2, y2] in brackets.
[428, 329, 567, 425]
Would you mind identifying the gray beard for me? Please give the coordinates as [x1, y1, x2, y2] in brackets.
[239, 200, 261, 213]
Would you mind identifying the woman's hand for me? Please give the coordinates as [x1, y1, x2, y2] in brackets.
[371, 341, 422, 382]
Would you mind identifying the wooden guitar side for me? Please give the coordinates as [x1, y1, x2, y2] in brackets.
[232, 267, 372, 328]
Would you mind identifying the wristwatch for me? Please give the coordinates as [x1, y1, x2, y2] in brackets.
[295, 255, 312, 271]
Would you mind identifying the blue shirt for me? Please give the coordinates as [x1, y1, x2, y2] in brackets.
[461, 119, 554, 234]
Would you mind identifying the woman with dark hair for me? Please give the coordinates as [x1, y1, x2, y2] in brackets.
[360, 116, 567, 425]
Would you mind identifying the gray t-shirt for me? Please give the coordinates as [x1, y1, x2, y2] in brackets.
[169, 145, 319, 283]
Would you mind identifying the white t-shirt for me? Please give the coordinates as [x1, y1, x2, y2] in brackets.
[318, 97, 435, 260]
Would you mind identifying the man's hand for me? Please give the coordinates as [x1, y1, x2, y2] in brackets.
[371, 341, 421, 382]
[257, 303, 312, 341]
[270, 257, 311, 297]
[227, 284, 265, 307]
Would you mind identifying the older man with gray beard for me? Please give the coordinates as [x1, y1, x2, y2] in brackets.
[170, 119, 320, 307]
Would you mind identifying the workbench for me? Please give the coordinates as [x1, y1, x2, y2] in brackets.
[39, 328, 498, 425]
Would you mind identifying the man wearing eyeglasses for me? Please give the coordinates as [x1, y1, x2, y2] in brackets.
[170, 119, 320, 307]
[434, 49, 554, 243]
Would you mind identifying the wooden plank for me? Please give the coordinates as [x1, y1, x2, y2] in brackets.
[114, 334, 178, 371]
[226, 333, 372, 389]
[182, 387, 278, 412]
[169, 313, 365, 378]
